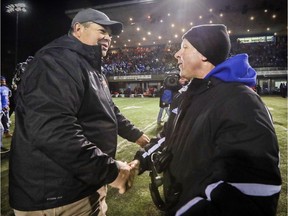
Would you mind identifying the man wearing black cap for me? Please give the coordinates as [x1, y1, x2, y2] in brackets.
[132, 24, 281, 215]
[9, 8, 150, 215]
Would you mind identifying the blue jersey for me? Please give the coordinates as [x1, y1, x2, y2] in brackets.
[161, 89, 173, 104]
[0, 86, 10, 108]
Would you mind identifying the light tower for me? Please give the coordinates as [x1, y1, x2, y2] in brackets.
[6, 3, 27, 67]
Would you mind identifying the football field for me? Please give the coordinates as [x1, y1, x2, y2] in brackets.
[1, 96, 287, 216]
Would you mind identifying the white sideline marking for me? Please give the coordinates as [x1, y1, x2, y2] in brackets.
[117, 121, 157, 151]
[123, 106, 142, 110]
[142, 121, 157, 131]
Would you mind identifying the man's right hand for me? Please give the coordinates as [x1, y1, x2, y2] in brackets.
[109, 160, 131, 194]
[126, 160, 140, 189]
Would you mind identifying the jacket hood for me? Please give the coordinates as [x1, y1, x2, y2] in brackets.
[37, 34, 102, 69]
[204, 54, 256, 87]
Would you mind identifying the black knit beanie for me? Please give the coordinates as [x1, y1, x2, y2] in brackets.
[182, 24, 231, 66]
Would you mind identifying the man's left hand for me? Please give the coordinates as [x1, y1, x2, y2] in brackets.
[136, 134, 150, 147]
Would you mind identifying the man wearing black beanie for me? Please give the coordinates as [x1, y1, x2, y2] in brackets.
[133, 24, 281, 215]
[182, 24, 231, 66]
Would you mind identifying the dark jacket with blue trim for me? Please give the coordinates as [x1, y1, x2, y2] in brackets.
[166, 77, 281, 215]
[136, 54, 281, 216]
[165, 54, 281, 215]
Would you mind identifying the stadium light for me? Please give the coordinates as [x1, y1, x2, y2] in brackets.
[6, 3, 27, 67]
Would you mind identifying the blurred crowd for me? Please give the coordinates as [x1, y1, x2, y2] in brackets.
[231, 40, 287, 67]
[102, 44, 178, 76]
[102, 40, 287, 76]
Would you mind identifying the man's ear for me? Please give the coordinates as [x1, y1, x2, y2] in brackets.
[201, 55, 208, 62]
[73, 23, 83, 38]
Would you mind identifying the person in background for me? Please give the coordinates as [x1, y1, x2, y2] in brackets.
[158, 76, 189, 138]
[280, 82, 287, 98]
[0, 76, 12, 138]
[9, 8, 150, 216]
[132, 75, 189, 174]
[157, 85, 173, 125]
[0, 90, 9, 153]
[133, 24, 281, 216]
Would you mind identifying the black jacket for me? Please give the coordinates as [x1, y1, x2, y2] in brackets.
[164, 78, 281, 215]
[9, 34, 143, 211]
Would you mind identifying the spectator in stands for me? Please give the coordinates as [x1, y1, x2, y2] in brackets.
[133, 24, 281, 216]
[9, 8, 150, 216]
[0, 76, 12, 138]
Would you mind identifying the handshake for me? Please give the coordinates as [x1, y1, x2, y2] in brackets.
[108, 160, 140, 194]
[109, 133, 151, 194]
[109, 137, 166, 194]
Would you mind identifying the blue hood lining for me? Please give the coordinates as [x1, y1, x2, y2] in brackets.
[204, 54, 256, 87]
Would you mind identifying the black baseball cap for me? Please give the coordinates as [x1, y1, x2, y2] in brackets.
[71, 8, 123, 36]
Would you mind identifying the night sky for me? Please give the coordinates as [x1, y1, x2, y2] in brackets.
[1, 0, 130, 80]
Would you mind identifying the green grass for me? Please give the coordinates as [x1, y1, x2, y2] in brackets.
[260, 96, 287, 216]
[1, 96, 287, 216]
